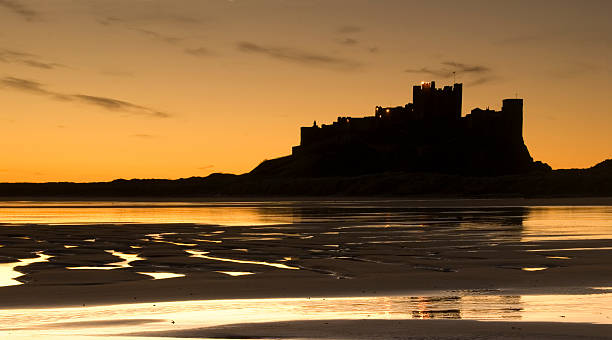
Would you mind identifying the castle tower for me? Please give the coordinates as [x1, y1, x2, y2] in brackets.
[502, 98, 524, 140]
[413, 81, 462, 120]
[453, 83, 462, 118]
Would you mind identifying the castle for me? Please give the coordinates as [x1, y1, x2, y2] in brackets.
[253, 81, 543, 177]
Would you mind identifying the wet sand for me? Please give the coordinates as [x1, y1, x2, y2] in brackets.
[132, 319, 612, 339]
[0, 200, 611, 339]
[0, 219, 611, 307]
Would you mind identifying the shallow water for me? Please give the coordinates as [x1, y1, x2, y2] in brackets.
[0, 252, 51, 287]
[0, 201, 610, 242]
[0, 200, 611, 338]
[0, 291, 611, 339]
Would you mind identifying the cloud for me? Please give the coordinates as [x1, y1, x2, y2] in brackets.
[131, 134, 157, 139]
[338, 38, 358, 45]
[131, 28, 182, 44]
[198, 165, 214, 170]
[0, 49, 63, 70]
[71, 94, 170, 118]
[185, 47, 212, 57]
[405, 61, 492, 85]
[98, 16, 123, 26]
[0, 0, 40, 21]
[0, 76, 170, 118]
[0, 77, 52, 95]
[441, 62, 490, 74]
[405, 67, 452, 78]
[237, 42, 361, 70]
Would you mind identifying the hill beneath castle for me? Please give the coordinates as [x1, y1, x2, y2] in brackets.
[0, 159, 609, 198]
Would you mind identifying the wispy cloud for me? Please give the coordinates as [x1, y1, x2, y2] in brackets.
[237, 41, 361, 70]
[98, 16, 122, 26]
[0, 0, 40, 21]
[185, 47, 212, 57]
[338, 38, 358, 46]
[0, 76, 170, 118]
[404, 67, 451, 78]
[0, 77, 53, 95]
[406, 61, 490, 78]
[405, 61, 494, 85]
[131, 134, 158, 139]
[441, 62, 490, 74]
[130, 28, 182, 44]
[0, 49, 63, 70]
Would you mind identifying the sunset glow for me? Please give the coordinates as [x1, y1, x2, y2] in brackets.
[0, 0, 610, 182]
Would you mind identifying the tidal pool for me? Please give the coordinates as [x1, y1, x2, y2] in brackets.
[0, 252, 51, 287]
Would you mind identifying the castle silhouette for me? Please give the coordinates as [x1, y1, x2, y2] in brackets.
[252, 81, 548, 177]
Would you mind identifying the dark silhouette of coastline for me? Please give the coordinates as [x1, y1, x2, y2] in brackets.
[0, 81, 609, 198]
[0, 159, 609, 197]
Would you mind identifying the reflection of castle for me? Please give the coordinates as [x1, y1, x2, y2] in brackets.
[253, 81, 547, 177]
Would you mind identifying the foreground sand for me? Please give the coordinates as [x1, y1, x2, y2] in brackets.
[131, 319, 612, 339]
[0, 199, 611, 339]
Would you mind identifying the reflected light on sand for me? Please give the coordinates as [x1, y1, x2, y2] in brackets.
[523, 206, 612, 242]
[186, 250, 299, 270]
[0, 252, 51, 287]
[138, 272, 186, 280]
[1, 292, 612, 338]
[215, 271, 255, 277]
[521, 267, 548, 272]
[0, 201, 295, 226]
[67, 251, 144, 271]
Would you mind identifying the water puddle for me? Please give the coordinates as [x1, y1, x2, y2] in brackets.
[193, 239, 222, 243]
[215, 271, 255, 277]
[527, 247, 612, 252]
[0, 252, 51, 287]
[67, 251, 143, 271]
[137, 272, 186, 280]
[498, 265, 551, 272]
[186, 250, 299, 270]
[521, 267, 549, 272]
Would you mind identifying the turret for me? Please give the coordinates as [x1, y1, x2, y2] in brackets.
[502, 98, 524, 141]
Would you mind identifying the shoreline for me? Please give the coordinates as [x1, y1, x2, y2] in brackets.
[0, 196, 611, 206]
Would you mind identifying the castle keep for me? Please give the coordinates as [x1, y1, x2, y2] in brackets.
[254, 82, 539, 177]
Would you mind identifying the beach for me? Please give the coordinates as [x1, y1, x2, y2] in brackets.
[0, 198, 611, 339]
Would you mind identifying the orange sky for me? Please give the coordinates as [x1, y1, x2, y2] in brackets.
[0, 0, 610, 182]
